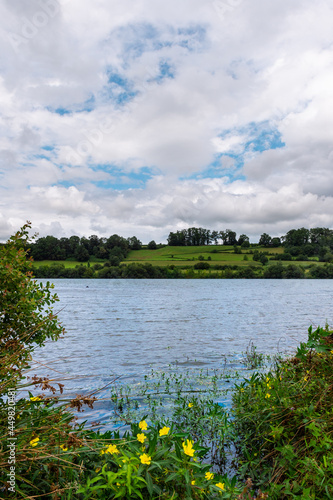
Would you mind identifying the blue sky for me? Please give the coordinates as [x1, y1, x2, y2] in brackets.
[1, 0, 333, 242]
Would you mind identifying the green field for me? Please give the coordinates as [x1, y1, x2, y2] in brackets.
[125, 245, 281, 266]
[32, 260, 84, 268]
[31, 245, 317, 270]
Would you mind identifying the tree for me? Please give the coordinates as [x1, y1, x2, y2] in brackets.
[0, 223, 64, 391]
[224, 229, 237, 246]
[75, 245, 90, 262]
[263, 263, 284, 279]
[127, 236, 142, 250]
[211, 231, 219, 245]
[283, 228, 310, 247]
[270, 237, 281, 247]
[148, 240, 157, 250]
[282, 264, 305, 279]
[107, 234, 129, 254]
[259, 233, 271, 247]
[31, 235, 65, 260]
[238, 234, 249, 246]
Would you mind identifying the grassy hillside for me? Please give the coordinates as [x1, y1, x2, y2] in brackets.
[125, 245, 282, 266]
[31, 260, 84, 268]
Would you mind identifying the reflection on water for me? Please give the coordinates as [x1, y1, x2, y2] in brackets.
[29, 279, 333, 426]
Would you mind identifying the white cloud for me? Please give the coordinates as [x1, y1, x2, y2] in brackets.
[1, 0, 333, 241]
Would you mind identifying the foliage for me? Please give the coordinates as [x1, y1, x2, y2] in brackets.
[231, 325, 333, 498]
[244, 341, 265, 369]
[1, 223, 264, 499]
[0, 222, 64, 392]
[147, 240, 157, 250]
[77, 421, 242, 499]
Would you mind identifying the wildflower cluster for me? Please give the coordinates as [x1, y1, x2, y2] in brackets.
[232, 325, 333, 498]
[78, 419, 237, 499]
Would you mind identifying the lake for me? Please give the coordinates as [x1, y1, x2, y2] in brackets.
[29, 279, 333, 426]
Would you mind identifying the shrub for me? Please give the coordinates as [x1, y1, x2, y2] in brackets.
[194, 262, 210, 270]
[0, 222, 64, 390]
[232, 325, 333, 498]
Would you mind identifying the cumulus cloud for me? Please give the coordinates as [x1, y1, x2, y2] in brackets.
[0, 0, 333, 241]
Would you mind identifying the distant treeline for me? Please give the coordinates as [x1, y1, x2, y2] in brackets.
[27, 226, 333, 263]
[28, 234, 144, 264]
[167, 226, 333, 253]
[31, 261, 333, 280]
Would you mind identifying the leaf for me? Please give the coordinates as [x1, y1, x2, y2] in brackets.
[145, 471, 154, 495]
[165, 472, 180, 483]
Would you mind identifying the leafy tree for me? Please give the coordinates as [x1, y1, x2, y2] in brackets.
[88, 234, 101, 254]
[108, 255, 121, 266]
[75, 245, 90, 262]
[127, 236, 142, 250]
[270, 237, 281, 247]
[107, 234, 129, 254]
[211, 230, 219, 245]
[259, 233, 271, 247]
[263, 263, 284, 278]
[283, 228, 310, 247]
[282, 264, 305, 279]
[0, 223, 64, 391]
[224, 229, 237, 246]
[259, 254, 268, 265]
[253, 250, 268, 265]
[31, 235, 65, 260]
[309, 265, 329, 278]
[238, 234, 249, 246]
[109, 246, 126, 260]
[219, 230, 227, 245]
[148, 240, 157, 250]
[68, 235, 81, 257]
[309, 227, 333, 245]
[194, 262, 210, 270]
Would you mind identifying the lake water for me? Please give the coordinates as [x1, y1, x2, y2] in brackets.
[29, 279, 333, 426]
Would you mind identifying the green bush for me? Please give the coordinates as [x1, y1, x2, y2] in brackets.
[232, 325, 333, 498]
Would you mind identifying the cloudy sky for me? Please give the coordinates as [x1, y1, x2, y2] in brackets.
[1, 0, 333, 243]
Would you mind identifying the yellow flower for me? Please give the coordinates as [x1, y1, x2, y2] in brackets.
[95, 467, 101, 473]
[191, 480, 196, 485]
[106, 444, 119, 454]
[139, 420, 148, 431]
[60, 444, 68, 451]
[265, 393, 271, 399]
[30, 396, 41, 402]
[159, 426, 170, 436]
[188, 402, 194, 408]
[100, 444, 119, 455]
[137, 433, 146, 443]
[304, 377, 308, 382]
[216, 482, 225, 491]
[331, 350, 333, 354]
[182, 439, 195, 457]
[140, 453, 151, 465]
[30, 437, 39, 447]
[205, 471, 214, 480]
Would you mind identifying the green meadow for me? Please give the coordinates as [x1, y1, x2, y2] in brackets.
[125, 245, 279, 266]
[31, 259, 84, 268]
[31, 245, 318, 271]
